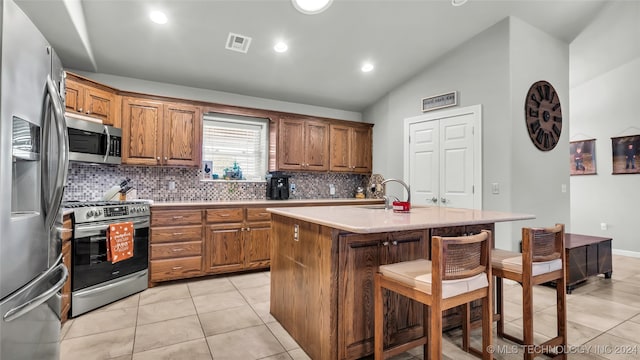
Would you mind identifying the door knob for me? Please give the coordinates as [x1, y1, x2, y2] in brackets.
[429, 197, 437, 203]
[441, 197, 447, 204]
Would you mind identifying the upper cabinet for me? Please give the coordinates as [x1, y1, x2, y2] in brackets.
[277, 116, 329, 171]
[65, 74, 120, 127]
[122, 96, 201, 167]
[330, 123, 372, 174]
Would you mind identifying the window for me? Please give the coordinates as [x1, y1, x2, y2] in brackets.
[202, 113, 269, 181]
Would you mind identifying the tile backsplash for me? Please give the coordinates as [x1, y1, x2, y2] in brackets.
[63, 162, 372, 202]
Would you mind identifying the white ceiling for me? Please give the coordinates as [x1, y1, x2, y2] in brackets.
[16, 0, 607, 112]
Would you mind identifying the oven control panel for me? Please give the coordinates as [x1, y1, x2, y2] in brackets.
[64, 201, 150, 223]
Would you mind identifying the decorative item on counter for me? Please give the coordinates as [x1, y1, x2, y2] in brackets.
[223, 161, 244, 180]
[367, 174, 385, 198]
[355, 187, 365, 199]
[202, 160, 213, 179]
[392, 200, 411, 212]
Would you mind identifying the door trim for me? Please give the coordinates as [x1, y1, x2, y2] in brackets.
[403, 104, 483, 209]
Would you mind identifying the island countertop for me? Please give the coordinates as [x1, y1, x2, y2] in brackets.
[267, 205, 535, 233]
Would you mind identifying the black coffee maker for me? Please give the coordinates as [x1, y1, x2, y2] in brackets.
[266, 172, 290, 200]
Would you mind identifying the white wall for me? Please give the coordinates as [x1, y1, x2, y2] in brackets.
[69, 70, 362, 122]
[364, 17, 571, 250]
[508, 17, 571, 236]
[570, 1, 640, 255]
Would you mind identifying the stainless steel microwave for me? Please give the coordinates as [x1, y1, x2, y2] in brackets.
[65, 115, 122, 165]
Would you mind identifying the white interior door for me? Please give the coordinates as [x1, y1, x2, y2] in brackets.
[405, 105, 482, 209]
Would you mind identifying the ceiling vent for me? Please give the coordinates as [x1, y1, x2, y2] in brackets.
[225, 33, 252, 53]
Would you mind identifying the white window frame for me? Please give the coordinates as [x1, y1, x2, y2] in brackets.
[201, 113, 269, 181]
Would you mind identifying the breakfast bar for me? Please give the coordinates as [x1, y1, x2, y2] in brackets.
[267, 205, 534, 360]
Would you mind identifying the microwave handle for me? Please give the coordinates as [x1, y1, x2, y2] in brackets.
[104, 125, 111, 163]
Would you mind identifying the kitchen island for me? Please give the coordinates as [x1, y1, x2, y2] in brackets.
[267, 205, 534, 360]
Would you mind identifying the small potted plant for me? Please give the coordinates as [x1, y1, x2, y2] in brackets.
[223, 161, 244, 180]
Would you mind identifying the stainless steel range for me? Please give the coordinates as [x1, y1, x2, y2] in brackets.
[63, 201, 149, 317]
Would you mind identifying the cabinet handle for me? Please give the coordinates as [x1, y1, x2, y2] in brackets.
[392, 240, 398, 246]
[86, 110, 90, 114]
[246, 227, 251, 232]
[164, 157, 168, 160]
[219, 214, 230, 217]
[157, 157, 160, 161]
[172, 248, 185, 252]
[171, 266, 183, 270]
[382, 241, 389, 246]
[78, 107, 83, 112]
[172, 232, 183, 236]
[172, 216, 184, 219]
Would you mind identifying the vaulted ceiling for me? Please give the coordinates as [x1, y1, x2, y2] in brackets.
[17, 0, 607, 111]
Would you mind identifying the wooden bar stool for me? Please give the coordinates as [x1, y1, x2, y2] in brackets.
[491, 224, 567, 360]
[374, 230, 493, 360]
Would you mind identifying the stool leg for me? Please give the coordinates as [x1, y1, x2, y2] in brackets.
[522, 280, 535, 360]
[424, 305, 430, 359]
[374, 275, 384, 360]
[496, 277, 504, 338]
[429, 304, 442, 360]
[556, 276, 568, 360]
[462, 303, 470, 352]
[482, 295, 493, 360]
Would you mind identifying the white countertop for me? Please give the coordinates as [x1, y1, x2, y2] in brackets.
[151, 198, 382, 207]
[267, 205, 535, 234]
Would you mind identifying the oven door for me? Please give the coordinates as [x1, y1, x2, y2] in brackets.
[72, 217, 149, 292]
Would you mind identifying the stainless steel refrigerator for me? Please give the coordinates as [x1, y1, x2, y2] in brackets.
[1, 0, 70, 358]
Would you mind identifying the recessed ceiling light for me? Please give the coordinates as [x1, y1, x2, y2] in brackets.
[361, 62, 374, 73]
[451, 0, 469, 6]
[292, 0, 333, 15]
[274, 41, 288, 53]
[149, 11, 168, 24]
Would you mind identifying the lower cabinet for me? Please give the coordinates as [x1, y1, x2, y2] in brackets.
[60, 214, 73, 324]
[149, 210, 204, 284]
[338, 230, 427, 360]
[205, 224, 245, 273]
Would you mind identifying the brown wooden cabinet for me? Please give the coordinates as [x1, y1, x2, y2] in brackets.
[204, 207, 271, 273]
[338, 230, 426, 360]
[122, 97, 201, 166]
[60, 214, 73, 324]
[565, 233, 612, 293]
[65, 76, 120, 127]
[330, 124, 372, 174]
[150, 209, 203, 283]
[277, 116, 329, 171]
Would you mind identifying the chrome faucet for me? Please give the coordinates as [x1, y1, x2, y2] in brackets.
[380, 178, 411, 209]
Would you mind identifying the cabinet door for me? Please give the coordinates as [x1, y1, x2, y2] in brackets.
[61, 241, 71, 323]
[64, 80, 83, 114]
[304, 120, 329, 171]
[277, 117, 306, 170]
[245, 221, 271, 268]
[329, 125, 351, 172]
[350, 126, 372, 173]
[204, 224, 244, 273]
[122, 97, 163, 165]
[163, 103, 201, 166]
[84, 86, 116, 126]
[338, 233, 385, 360]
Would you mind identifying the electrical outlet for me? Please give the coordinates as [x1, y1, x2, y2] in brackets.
[290, 183, 296, 191]
[561, 184, 567, 193]
[491, 183, 499, 195]
[329, 184, 335, 195]
[168, 181, 176, 190]
[600, 223, 607, 230]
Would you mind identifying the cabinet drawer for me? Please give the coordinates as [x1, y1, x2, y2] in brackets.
[151, 225, 202, 243]
[206, 208, 243, 223]
[246, 207, 271, 222]
[150, 256, 202, 282]
[151, 241, 202, 260]
[152, 210, 202, 226]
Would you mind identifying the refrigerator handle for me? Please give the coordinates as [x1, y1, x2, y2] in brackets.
[3, 261, 68, 322]
[43, 75, 69, 231]
[103, 125, 111, 163]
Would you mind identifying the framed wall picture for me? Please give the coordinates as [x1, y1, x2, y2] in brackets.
[570, 139, 596, 175]
[202, 160, 213, 179]
[611, 135, 640, 174]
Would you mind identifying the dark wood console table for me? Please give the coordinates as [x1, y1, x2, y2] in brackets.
[565, 233, 612, 294]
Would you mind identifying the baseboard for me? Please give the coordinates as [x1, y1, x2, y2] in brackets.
[612, 249, 640, 258]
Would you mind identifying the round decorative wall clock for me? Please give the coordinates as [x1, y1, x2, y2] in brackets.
[524, 80, 562, 151]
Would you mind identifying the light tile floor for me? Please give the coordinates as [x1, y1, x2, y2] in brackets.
[60, 255, 640, 360]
